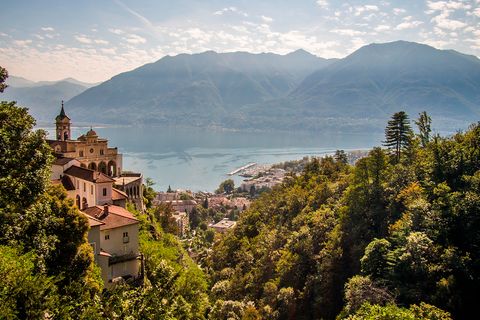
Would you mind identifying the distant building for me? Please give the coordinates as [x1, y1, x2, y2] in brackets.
[155, 192, 179, 202]
[211, 218, 236, 233]
[172, 211, 189, 238]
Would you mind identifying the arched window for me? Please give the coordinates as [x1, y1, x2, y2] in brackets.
[108, 160, 116, 176]
[63, 131, 69, 140]
[98, 162, 107, 174]
[82, 197, 88, 210]
[88, 162, 97, 171]
[80, 163, 86, 168]
[76, 195, 81, 208]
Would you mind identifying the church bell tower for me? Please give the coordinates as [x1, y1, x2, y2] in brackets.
[55, 100, 71, 141]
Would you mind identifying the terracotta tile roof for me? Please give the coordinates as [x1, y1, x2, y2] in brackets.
[83, 205, 138, 231]
[53, 157, 76, 166]
[112, 188, 128, 200]
[114, 175, 142, 185]
[64, 165, 115, 183]
[81, 212, 104, 227]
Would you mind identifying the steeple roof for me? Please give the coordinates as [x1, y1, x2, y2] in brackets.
[55, 100, 70, 121]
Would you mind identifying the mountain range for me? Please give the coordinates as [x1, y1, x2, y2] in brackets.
[5, 41, 480, 131]
[2, 77, 97, 122]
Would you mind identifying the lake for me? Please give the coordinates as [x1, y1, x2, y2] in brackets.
[43, 126, 384, 192]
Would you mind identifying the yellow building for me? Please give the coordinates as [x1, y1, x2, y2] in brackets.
[47, 103, 123, 177]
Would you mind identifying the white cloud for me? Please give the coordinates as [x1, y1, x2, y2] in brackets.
[261, 15, 274, 23]
[13, 39, 32, 46]
[396, 20, 424, 30]
[354, 5, 379, 16]
[393, 8, 406, 15]
[374, 25, 391, 32]
[41, 26, 55, 32]
[473, 7, 480, 17]
[331, 28, 366, 36]
[100, 48, 116, 55]
[0, 32, 8, 37]
[124, 34, 146, 44]
[431, 11, 467, 30]
[109, 28, 125, 35]
[75, 35, 92, 44]
[94, 39, 109, 45]
[213, 7, 248, 17]
[316, 0, 328, 8]
[426, 1, 471, 12]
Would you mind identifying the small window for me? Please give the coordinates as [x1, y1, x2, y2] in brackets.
[90, 148, 94, 154]
[76, 180, 79, 189]
[123, 232, 129, 237]
[100, 149, 104, 155]
[91, 185, 94, 195]
[79, 150, 84, 157]
[83, 182, 86, 192]
[103, 188, 107, 196]
[105, 234, 110, 240]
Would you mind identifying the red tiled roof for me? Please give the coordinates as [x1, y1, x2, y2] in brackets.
[81, 212, 104, 227]
[112, 188, 128, 200]
[82, 205, 138, 231]
[53, 157, 76, 166]
[64, 165, 114, 183]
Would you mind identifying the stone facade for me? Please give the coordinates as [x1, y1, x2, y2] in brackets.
[47, 106, 122, 177]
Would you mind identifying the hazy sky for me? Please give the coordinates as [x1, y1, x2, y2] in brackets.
[1, 0, 479, 82]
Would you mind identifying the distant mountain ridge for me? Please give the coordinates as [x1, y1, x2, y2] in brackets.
[65, 42, 479, 131]
[66, 50, 333, 125]
[290, 41, 480, 119]
[7, 41, 479, 131]
[2, 77, 95, 121]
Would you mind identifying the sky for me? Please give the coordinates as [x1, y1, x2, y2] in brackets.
[1, 0, 479, 83]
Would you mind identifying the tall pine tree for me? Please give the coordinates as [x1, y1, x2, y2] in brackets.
[415, 111, 432, 147]
[383, 111, 413, 163]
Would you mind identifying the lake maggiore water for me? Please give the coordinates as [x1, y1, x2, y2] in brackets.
[43, 126, 383, 192]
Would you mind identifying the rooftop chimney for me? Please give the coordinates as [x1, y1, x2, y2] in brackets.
[103, 204, 109, 217]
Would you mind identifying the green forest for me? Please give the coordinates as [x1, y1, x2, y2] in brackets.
[2, 66, 480, 319]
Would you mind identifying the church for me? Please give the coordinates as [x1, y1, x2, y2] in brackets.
[47, 103, 145, 286]
[47, 102, 122, 177]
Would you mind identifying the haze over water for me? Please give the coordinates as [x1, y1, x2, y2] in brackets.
[45, 126, 383, 192]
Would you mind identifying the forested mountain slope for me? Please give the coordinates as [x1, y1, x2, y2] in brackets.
[209, 117, 480, 319]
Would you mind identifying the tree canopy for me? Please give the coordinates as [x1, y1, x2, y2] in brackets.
[383, 111, 413, 162]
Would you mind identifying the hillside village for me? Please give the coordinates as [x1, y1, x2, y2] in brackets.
[47, 103, 264, 285]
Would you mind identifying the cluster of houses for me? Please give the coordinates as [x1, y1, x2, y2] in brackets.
[240, 168, 286, 193]
[153, 192, 198, 237]
[48, 104, 143, 287]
